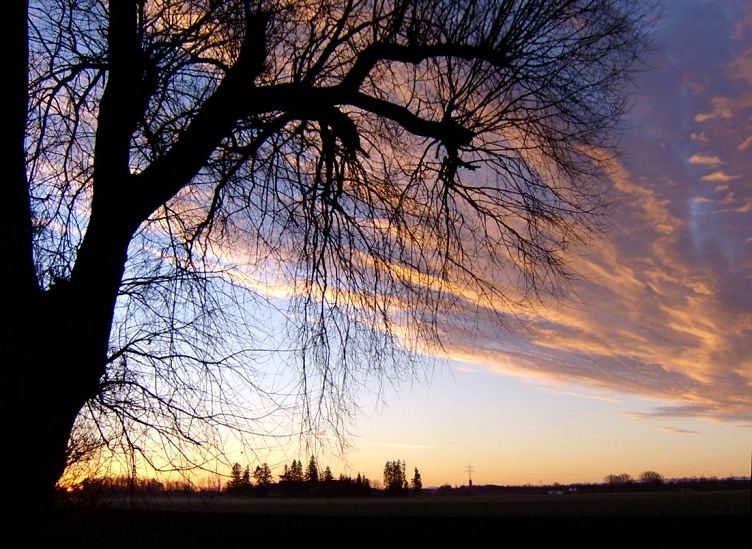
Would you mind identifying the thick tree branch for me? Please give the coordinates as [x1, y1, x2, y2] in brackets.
[241, 83, 474, 148]
[94, 0, 147, 191]
[122, 28, 511, 227]
[135, 14, 268, 220]
[348, 92, 474, 147]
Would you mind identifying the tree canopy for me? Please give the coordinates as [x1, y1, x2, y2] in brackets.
[5, 0, 650, 497]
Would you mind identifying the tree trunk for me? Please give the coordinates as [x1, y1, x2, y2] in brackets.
[4, 1, 265, 511]
[11, 206, 136, 511]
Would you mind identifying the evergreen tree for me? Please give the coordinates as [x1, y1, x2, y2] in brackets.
[305, 456, 319, 483]
[290, 459, 304, 482]
[253, 463, 273, 486]
[411, 467, 423, 495]
[383, 460, 407, 495]
[323, 466, 334, 482]
[229, 462, 243, 488]
[228, 462, 252, 491]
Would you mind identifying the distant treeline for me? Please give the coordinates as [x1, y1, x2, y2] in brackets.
[431, 477, 751, 496]
[63, 472, 373, 498]
[61, 470, 750, 499]
[66, 476, 197, 496]
[223, 457, 374, 497]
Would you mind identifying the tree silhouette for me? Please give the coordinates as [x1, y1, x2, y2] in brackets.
[605, 473, 633, 485]
[323, 466, 334, 483]
[252, 463, 273, 495]
[253, 463, 273, 487]
[227, 462, 251, 491]
[280, 459, 304, 483]
[305, 456, 319, 484]
[411, 467, 423, 494]
[291, 459, 304, 482]
[8, 0, 650, 501]
[639, 471, 664, 484]
[383, 460, 408, 495]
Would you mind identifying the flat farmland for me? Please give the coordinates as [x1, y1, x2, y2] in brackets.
[50, 491, 749, 547]
[90, 490, 750, 517]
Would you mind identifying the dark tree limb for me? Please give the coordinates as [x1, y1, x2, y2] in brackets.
[135, 13, 268, 221]
[1, 0, 37, 296]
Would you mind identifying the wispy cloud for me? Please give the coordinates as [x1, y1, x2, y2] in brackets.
[390, 146, 752, 423]
[662, 427, 701, 435]
[688, 154, 723, 167]
[701, 171, 741, 182]
[626, 405, 752, 423]
[694, 96, 734, 122]
[695, 95, 752, 123]
[739, 136, 752, 152]
[455, 365, 482, 374]
[535, 386, 623, 404]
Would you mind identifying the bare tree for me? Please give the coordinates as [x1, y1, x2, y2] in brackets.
[605, 473, 634, 484]
[639, 471, 664, 484]
[4, 0, 650, 504]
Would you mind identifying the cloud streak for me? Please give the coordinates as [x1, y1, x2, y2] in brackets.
[420, 144, 751, 422]
[701, 171, 741, 182]
[688, 154, 723, 167]
[662, 427, 701, 435]
[381, 2, 752, 424]
[214, 1, 752, 427]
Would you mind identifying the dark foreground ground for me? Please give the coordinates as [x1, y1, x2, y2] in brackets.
[49, 491, 749, 547]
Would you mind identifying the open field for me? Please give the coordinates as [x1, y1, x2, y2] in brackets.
[89, 490, 750, 517]
[50, 491, 749, 547]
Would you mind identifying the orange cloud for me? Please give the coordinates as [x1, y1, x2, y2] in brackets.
[694, 96, 734, 122]
[694, 95, 752, 123]
[688, 154, 723, 167]
[700, 171, 741, 182]
[385, 149, 752, 423]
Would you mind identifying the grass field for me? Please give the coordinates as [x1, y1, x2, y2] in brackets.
[50, 490, 749, 547]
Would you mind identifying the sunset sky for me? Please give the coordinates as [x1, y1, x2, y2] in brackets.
[85, 0, 752, 489]
[229, 0, 751, 487]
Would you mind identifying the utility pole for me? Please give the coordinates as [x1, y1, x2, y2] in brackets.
[465, 464, 475, 487]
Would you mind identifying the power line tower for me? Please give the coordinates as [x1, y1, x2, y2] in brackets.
[465, 464, 475, 487]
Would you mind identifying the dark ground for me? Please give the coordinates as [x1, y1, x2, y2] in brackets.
[48, 491, 750, 547]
